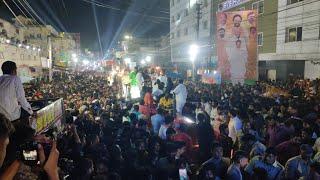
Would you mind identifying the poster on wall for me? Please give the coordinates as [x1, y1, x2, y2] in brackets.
[216, 10, 257, 84]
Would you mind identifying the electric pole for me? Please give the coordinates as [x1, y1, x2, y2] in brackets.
[195, 2, 202, 41]
[194, 1, 202, 81]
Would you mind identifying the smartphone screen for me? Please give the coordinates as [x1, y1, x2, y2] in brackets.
[23, 150, 38, 161]
[179, 169, 188, 180]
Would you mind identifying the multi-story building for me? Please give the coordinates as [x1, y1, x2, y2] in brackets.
[170, 0, 213, 70]
[0, 17, 49, 79]
[0, 18, 23, 41]
[273, 0, 320, 80]
[216, 0, 320, 81]
[12, 16, 79, 68]
[122, 35, 171, 68]
[51, 32, 79, 67]
[1, 15, 80, 79]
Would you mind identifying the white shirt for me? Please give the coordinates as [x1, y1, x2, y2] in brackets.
[228, 116, 243, 143]
[203, 102, 212, 115]
[0, 103, 12, 121]
[158, 75, 168, 87]
[158, 125, 168, 140]
[171, 83, 187, 103]
[136, 72, 144, 89]
[0, 75, 33, 121]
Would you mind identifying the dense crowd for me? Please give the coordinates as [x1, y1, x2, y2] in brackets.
[1, 61, 320, 180]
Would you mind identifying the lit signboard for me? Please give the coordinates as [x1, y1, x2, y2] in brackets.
[218, 0, 250, 11]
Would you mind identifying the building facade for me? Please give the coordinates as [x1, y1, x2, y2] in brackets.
[0, 15, 80, 79]
[273, 0, 320, 80]
[122, 35, 171, 68]
[170, 0, 213, 70]
[0, 17, 49, 78]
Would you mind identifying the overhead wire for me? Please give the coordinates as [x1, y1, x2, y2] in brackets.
[11, 0, 37, 26]
[81, 0, 170, 21]
[2, 0, 26, 27]
[16, 0, 42, 26]
[21, 0, 46, 25]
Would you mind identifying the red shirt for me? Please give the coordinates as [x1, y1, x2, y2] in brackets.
[144, 92, 153, 106]
[172, 132, 193, 152]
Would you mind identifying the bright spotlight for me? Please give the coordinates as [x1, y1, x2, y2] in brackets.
[125, 35, 130, 40]
[141, 60, 146, 65]
[72, 53, 77, 58]
[38, 48, 41, 52]
[26, 45, 30, 49]
[18, 44, 22, 47]
[146, 56, 151, 62]
[190, 0, 197, 7]
[188, 44, 199, 62]
[5, 39, 10, 44]
[32, 47, 36, 51]
[214, 70, 217, 74]
[83, 60, 89, 65]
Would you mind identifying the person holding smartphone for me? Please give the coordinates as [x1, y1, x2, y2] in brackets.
[156, 142, 189, 179]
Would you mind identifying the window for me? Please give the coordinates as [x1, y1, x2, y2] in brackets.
[177, 13, 181, 21]
[239, 7, 245, 11]
[258, 2, 264, 14]
[185, 9, 189, 17]
[203, 20, 208, 30]
[258, 32, 263, 46]
[177, 30, 181, 38]
[285, 27, 302, 42]
[184, 28, 188, 36]
[171, 0, 174, 7]
[203, 0, 208, 7]
[287, 0, 303, 5]
[252, 1, 264, 14]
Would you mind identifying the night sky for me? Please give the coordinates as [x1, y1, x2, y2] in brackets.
[0, 0, 169, 52]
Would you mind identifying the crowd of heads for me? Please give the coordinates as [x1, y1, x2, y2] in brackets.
[0, 67, 320, 179]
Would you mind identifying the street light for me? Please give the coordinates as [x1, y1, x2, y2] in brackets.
[146, 56, 151, 62]
[26, 45, 30, 49]
[5, 39, 11, 44]
[141, 60, 146, 65]
[73, 57, 78, 63]
[125, 35, 130, 40]
[83, 59, 89, 65]
[188, 44, 199, 80]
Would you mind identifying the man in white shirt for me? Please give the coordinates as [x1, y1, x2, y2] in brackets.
[0, 61, 33, 121]
[136, 69, 144, 92]
[158, 70, 168, 88]
[228, 109, 243, 143]
[171, 79, 187, 114]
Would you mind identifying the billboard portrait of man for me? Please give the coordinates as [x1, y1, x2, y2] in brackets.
[216, 10, 258, 84]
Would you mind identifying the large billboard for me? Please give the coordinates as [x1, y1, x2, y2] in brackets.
[216, 10, 257, 84]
